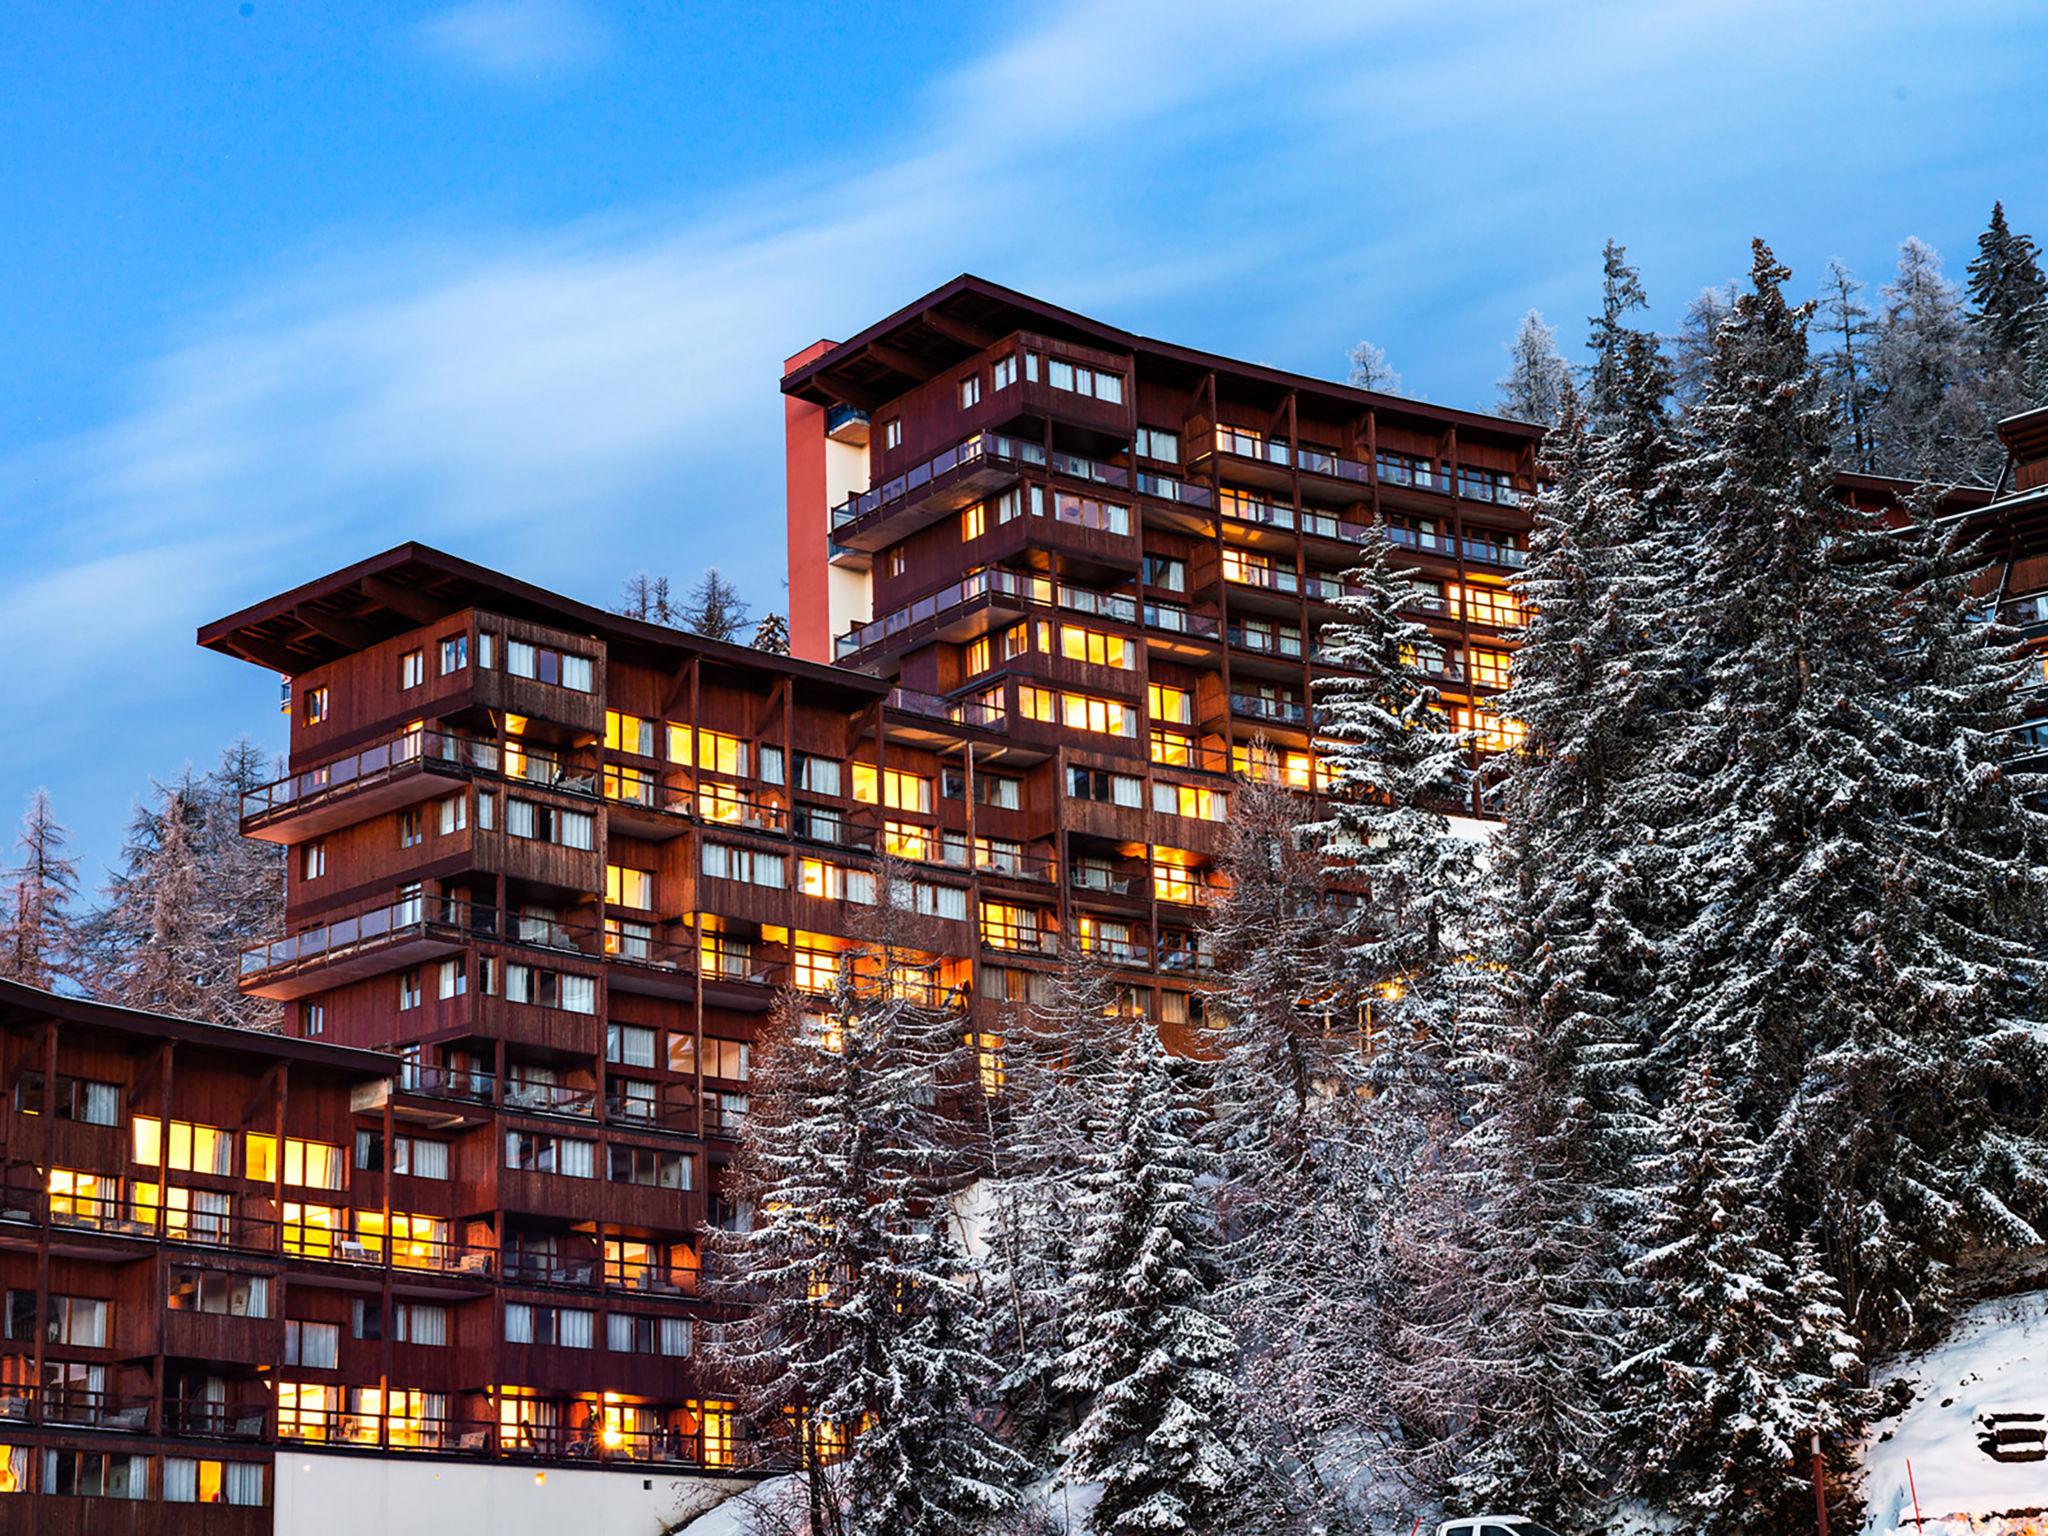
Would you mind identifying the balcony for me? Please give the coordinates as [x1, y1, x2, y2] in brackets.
[1231, 693, 1308, 726]
[830, 430, 1044, 553]
[1144, 601, 1221, 640]
[887, 686, 1007, 733]
[1135, 470, 1214, 508]
[1227, 625, 1304, 660]
[242, 727, 492, 842]
[837, 568, 1138, 662]
[239, 893, 478, 1001]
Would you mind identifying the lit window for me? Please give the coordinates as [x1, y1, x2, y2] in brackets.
[669, 726, 749, 776]
[247, 1134, 345, 1190]
[1152, 861, 1202, 905]
[606, 710, 656, 757]
[964, 637, 991, 675]
[606, 864, 654, 909]
[850, 764, 931, 813]
[1059, 625, 1134, 669]
[133, 1116, 235, 1175]
[1469, 649, 1513, 690]
[961, 501, 986, 541]
[1147, 684, 1193, 725]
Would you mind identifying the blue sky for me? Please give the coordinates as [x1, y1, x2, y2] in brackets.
[3, 0, 2045, 885]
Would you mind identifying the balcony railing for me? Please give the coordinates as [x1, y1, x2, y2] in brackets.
[240, 893, 476, 980]
[1144, 601, 1221, 638]
[831, 430, 1044, 529]
[1227, 625, 1304, 658]
[502, 1080, 598, 1118]
[1070, 867, 1141, 897]
[1220, 493, 1295, 530]
[837, 569, 1137, 659]
[1459, 473, 1528, 508]
[1135, 470, 1214, 507]
[1223, 561, 1299, 595]
[1049, 448, 1129, 491]
[888, 687, 1007, 731]
[242, 727, 498, 824]
[1232, 693, 1308, 725]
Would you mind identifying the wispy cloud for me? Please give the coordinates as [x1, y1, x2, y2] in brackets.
[416, 0, 609, 79]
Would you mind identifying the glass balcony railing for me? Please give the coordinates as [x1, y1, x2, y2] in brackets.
[831, 430, 1044, 529]
[1135, 470, 1214, 508]
[1231, 693, 1308, 725]
[242, 727, 499, 822]
[1143, 601, 1220, 638]
[837, 570, 1137, 659]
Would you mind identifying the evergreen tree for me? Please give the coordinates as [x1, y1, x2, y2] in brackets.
[682, 569, 751, 643]
[81, 774, 213, 1021]
[752, 612, 792, 655]
[1614, 1064, 1865, 1536]
[712, 896, 1022, 1536]
[616, 572, 676, 624]
[1584, 239, 1651, 430]
[1815, 258, 1878, 471]
[1058, 1027, 1259, 1535]
[0, 790, 79, 991]
[1867, 236, 1981, 479]
[1495, 309, 1571, 427]
[1965, 201, 2047, 392]
[1668, 281, 1736, 411]
[1203, 777, 1381, 1530]
[1309, 522, 1475, 1011]
[1439, 958, 1617, 1524]
[1345, 339, 1402, 394]
[1655, 242, 2048, 1351]
[979, 944, 1136, 1463]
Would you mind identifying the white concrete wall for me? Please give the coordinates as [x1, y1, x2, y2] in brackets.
[824, 436, 872, 646]
[273, 1452, 753, 1536]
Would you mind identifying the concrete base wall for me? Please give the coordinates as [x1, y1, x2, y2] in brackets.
[272, 1452, 752, 1536]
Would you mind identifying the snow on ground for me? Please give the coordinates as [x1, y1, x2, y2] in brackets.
[667, 1471, 1102, 1534]
[1861, 1288, 2048, 1536]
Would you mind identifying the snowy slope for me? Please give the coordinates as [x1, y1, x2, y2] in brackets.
[1861, 1289, 2048, 1535]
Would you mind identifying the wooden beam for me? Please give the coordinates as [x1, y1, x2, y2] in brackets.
[361, 575, 445, 625]
[918, 311, 999, 351]
[868, 341, 937, 383]
[298, 605, 378, 650]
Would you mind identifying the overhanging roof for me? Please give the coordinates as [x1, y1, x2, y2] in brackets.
[0, 978, 398, 1077]
[781, 273, 1547, 443]
[198, 541, 890, 698]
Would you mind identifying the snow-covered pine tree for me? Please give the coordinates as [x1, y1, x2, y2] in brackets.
[1815, 259, 1878, 472]
[201, 741, 285, 1030]
[1667, 282, 1736, 411]
[979, 941, 1138, 1464]
[1650, 238, 1897, 1130]
[1775, 488, 2048, 1343]
[1, 790, 79, 991]
[1058, 1025, 1261, 1536]
[1965, 201, 2048, 411]
[752, 612, 792, 655]
[1308, 519, 1475, 1007]
[1434, 952, 1616, 1526]
[1655, 241, 2048, 1351]
[1614, 1062, 1864, 1536]
[1201, 774, 1382, 1530]
[1495, 309, 1571, 427]
[78, 773, 213, 1020]
[711, 890, 1022, 1536]
[1867, 236, 1983, 480]
[1584, 239, 1651, 431]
